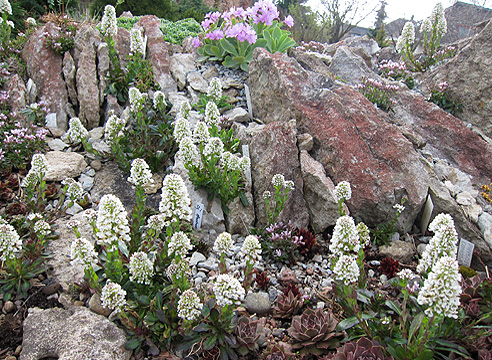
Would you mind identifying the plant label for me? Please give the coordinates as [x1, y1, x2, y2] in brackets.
[420, 194, 434, 233]
[45, 113, 57, 128]
[244, 84, 253, 118]
[458, 238, 474, 267]
[242, 144, 252, 186]
[193, 202, 204, 230]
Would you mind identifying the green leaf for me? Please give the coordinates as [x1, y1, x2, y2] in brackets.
[197, 55, 210, 62]
[239, 192, 248, 207]
[221, 203, 230, 216]
[408, 312, 424, 342]
[223, 56, 239, 69]
[231, 56, 245, 64]
[385, 300, 403, 316]
[262, 29, 274, 53]
[240, 62, 249, 72]
[416, 349, 434, 360]
[336, 316, 359, 331]
[203, 334, 218, 350]
[211, 46, 222, 58]
[124, 338, 142, 350]
[138, 295, 151, 306]
[220, 38, 239, 57]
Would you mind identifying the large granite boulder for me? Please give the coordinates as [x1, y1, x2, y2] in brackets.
[137, 15, 177, 94]
[74, 24, 101, 129]
[249, 120, 309, 229]
[20, 306, 131, 360]
[422, 19, 492, 138]
[249, 48, 429, 231]
[22, 22, 69, 131]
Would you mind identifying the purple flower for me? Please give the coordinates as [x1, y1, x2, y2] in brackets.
[206, 29, 225, 41]
[225, 23, 257, 44]
[284, 15, 294, 27]
[250, 0, 279, 26]
[231, 7, 248, 20]
[192, 36, 201, 48]
[201, 18, 213, 30]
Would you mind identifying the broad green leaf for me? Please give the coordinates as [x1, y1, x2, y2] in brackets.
[223, 56, 239, 69]
[239, 192, 248, 207]
[416, 349, 434, 360]
[408, 312, 424, 342]
[211, 45, 222, 58]
[203, 335, 218, 350]
[385, 299, 403, 316]
[273, 26, 282, 39]
[124, 338, 141, 350]
[220, 38, 239, 57]
[336, 316, 359, 331]
[240, 62, 249, 72]
[231, 56, 245, 64]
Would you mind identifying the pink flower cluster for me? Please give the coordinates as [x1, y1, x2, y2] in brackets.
[378, 59, 407, 79]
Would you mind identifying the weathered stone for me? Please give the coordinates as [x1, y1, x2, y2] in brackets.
[22, 22, 68, 131]
[289, 48, 333, 77]
[300, 150, 341, 233]
[225, 191, 255, 236]
[74, 25, 101, 129]
[244, 292, 271, 315]
[328, 46, 377, 85]
[63, 52, 77, 107]
[115, 28, 131, 67]
[47, 212, 93, 291]
[224, 107, 250, 123]
[478, 212, 492, 250]
[297, 133, 313, 152]
[20, 306, 131, 360]
[97, 42, 110, 104]
[422, 20, 492, 138]
[6, 74, 26, 124]
[44, 151, 87, 182]
[168, 92, 191, 116]
[89, 293, 112, 317]
[250, 120, 309, 229]
[190, 252, 206, 266]
[379, 240, 416, 264]
[26, 78, 37, 104]
[48, 139, 68, 151]
[169, 53, 196, 90]
[136, 16, 177, 93]
[187, 71, 209, 93]
[249, 49, 429, 232]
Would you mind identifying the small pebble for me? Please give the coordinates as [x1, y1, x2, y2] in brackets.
[306, 266, 314, 275]
[91, 159, 102, 171]
[3, 300, 15, 313]
[15, 345, 22, 355]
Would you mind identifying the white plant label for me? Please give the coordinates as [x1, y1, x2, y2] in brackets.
[193, 202, 204, 230]
[242, 144, 252, 186]
[458, 238, 474, 268]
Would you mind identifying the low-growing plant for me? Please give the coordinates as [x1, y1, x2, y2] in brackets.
[263, 174, 295, 225]
[260, 221, 301, 264]
[356, 77, 399, 112]
[481, 183, 492, 203]
[428, 81, 463, 117]
[377, 59, 415, 89]
[370, 200, 406, 246]
[44, 16, 77, 56]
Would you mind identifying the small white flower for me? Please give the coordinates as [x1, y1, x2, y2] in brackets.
[0, 223, 22, 261]
[129, 252, 155, 285]
[128, 87, 144, 111]
[21, 154, 50, 188]
[334, 181, 351, 202]
[207, 78, 222, 103]
[203, 137, 224, 158]
[0, 0, 12, 15]
[393, 203, 405, 214]
[178, 289, 203, 321]
[70, 237, 98, 269]
[153, 91, 165, 109]
[27, 213, 43, 221]
[63, 178, 84, 200]
[105, 112, 126, 143]
[428, 213, 454, 233]
[67, 117, 89, 144]
[66, 219, 80, 229]
[239, 156, 250, 174]
[179, 137, 199, 166]
[173, 117, 192, 143]
[26, 17, 36, 27]
[417, 256, 461, 319]
[100, 5, 117, 37]
[147, 214, 165, 231]
[417, 223, 458, 274]
[101, 281, 126, 314]
[193, 121, 210, 144]
[127, 158, 153, 187]
[96, 194, 131, 245]
[356, 222, 370, 248]
[179, 101, 192, 120]
[213, 274, 245, 307]
[241, 235, 261, 259]
[34, 220, 50, 236]
[333, 255, 360, 286]
[130, 27, 145, 55]
[284, 180, 295, 191]
[166, 258, 190, 281]
[263, 191, 271, 199]
[83, 208, 98, 223]
[397, 268, 417, 281]
[159, 174, 192, 223]
[396, 22, 415, 53]
[213, 232, 234, 255]
[204, 101, 220, 128]
[329, 216, 360, 256]
[168, 231, 193, 258]
[271, 174, 285, 188]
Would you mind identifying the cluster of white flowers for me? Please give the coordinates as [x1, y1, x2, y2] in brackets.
[27, 213, 42, 221]
[153, 91, 165, 109]
[84, 208, 98, 223]
[220, 151, 241, 172]
[284, 180, 295, 191]
[128, 87, 144, 111]
[100, 5, 117, 37]
[147, 214, 165, 231]
[127, 158, 153, 187]
[417, 256, 461, 319]
[179, 137, 199, 166]
[63, 178, 84, 200]
[166, 258, 190, 280]
[0, 0, 12, 15]
[271, 174, 285, 188]
[356, 222, 370, 248]
[204, 101, 220, 128]
[180, 101, 191, 120]
[159, 174, 192, 223]
[104, 112, 126, 143]
[213, 274, 245, 307]
[0, 223, 22, 261]
[417, 213, 458, 274]
[34, 220, 50, 236]
[178, 289, 203, 321]
[334, 181, 351, 202]
[263, 191, 271, 199]
[203, 137, 224, 158]
[96, 194, 131, 245]
[101, 281, 126, 314]
[66, 117, 89, 144]
[396, 22, 415, 53]
[207, 78, 222, 103]
[426, 2, 447, 37]
[329, 216, 360, 256]
[213, 232, 234, 255]
[397, 268, 417, 282]
[130, 27, 145, 55]
[26, 17, 36, 26]
[70, 237, 98, 269]
[173, 117, 192, 143]
[241, 235, 261, 259]
[129, 252, 155, 285]
[393, 203, 405, 214]
[168, 231, 193, 258]
[21, 154, 50, 188]
[193, 121, 210, 144]
[66, 219, 79, 230]
[333, 255, 360, 286]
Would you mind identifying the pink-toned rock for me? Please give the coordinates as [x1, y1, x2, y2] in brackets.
[6, 74, 26, 124]
[249, 48, 429, 231]
[250, 120, 309, 229]
[115, 28, 131, 67]
[74, 25, 101, 129]
[137, 16, 177, 94]
[22, 22, 68, 131]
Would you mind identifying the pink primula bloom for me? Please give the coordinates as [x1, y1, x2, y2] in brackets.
[284, 15, 294, 27]
[225, 23, 257, 44]
[192, 36, 201, 48]
[251, 0, 279, 25]
[206, 29, 225, 40]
